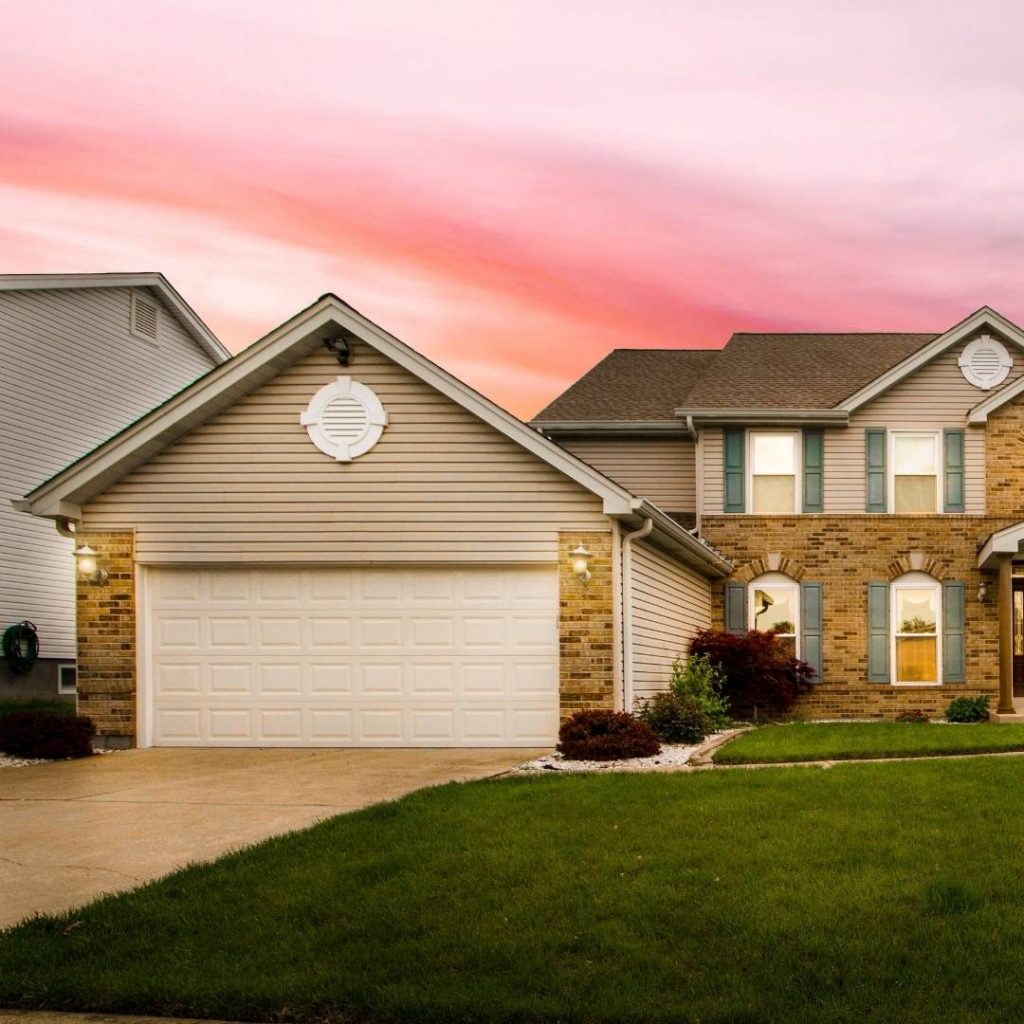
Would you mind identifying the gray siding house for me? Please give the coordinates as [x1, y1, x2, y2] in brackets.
[2, 274, 228, 697]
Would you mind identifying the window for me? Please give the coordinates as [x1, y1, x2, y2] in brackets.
[750, 572, 799, 656]
[749, 432, 799, 514]
[891, 573, 941, 685]
[891, 432, 940, 514]
[57, 664, 77, 695]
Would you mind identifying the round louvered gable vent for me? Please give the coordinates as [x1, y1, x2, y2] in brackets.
[300, 377, 388, 461]
[959, 335, 1013, 390]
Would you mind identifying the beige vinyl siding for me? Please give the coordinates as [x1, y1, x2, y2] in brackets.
[701, 428, 725, 515]
[828, 339, 1022, 514]
[0, 287, 219, 659]
[559, 437, 696, 512]
[630, 541, 712, 703]
[83, 343, 610, 562]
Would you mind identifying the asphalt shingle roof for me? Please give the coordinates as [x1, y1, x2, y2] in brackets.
[533, 333, 940, 422]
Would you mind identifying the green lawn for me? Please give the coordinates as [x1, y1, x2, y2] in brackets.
[715, 721, 1024, 764]
[8, 762, 1024, 1022]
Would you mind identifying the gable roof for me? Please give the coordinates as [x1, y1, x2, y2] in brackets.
[0, 272, 230, 364]
[532, 349, 718, 426]
[684, 332, 937, 410]
[19, 293, 731, 577]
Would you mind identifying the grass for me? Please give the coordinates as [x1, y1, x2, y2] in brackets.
[0, 698, 74, 718]
[715, 721, 1024, 764]
[8, 761, 1024, 1022]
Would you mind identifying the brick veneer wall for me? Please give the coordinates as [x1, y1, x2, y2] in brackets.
[558, 531, 615, 719]
[699, 515, 1009, 718]
[75, 531, 136, 746]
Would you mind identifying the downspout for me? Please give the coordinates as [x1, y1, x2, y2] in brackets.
[621, 516, 653, 713]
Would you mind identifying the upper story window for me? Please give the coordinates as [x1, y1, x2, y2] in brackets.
[749, 431, 799, 514]
[749, 572, 799, 656]
[891, 431, 940, 514]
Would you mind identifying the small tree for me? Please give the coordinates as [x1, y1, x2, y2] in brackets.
[689, 628, 815, 718]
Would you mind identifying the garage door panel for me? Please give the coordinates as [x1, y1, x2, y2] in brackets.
[148, 566, 558, 747]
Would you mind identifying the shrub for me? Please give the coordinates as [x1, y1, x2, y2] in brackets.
[557, 709, 660, 761]
[689, 629, 815, 718]
[0, 711, 95, 759]
[635, 692, 715, 744]
[896, 709, 930, 723]
[946, 696, 990, 723]
[635, 654, 731, 744]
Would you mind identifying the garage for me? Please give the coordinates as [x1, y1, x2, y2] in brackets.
[143, 565, 559, 747]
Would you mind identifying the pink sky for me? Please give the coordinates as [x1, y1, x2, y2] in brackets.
[3, 1, 1024, 416]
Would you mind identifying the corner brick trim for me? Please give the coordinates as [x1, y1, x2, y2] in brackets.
[558, 531, 615, 721]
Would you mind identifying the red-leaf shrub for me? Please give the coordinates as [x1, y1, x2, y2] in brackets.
[0, 711, 95, 759]
[557, 709, 660, 761]
[689, 629, 815, 717]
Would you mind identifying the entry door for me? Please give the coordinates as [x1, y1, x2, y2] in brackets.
[1014, 579, 1024, 697]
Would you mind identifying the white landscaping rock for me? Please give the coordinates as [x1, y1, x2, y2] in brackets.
[0, 754, 48, 768]
[513, 733, 732, 774]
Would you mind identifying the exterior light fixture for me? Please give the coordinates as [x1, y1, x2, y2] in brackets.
[74, 545, 108, 585]
[569, 544, 592, 584]
[977, 579, 988, 603]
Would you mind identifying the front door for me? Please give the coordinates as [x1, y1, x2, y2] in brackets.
[1014, 579, 1024, 696]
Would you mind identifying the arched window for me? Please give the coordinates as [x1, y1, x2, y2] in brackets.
[891, 572, 941, 685]
[749, 572, 799, 657]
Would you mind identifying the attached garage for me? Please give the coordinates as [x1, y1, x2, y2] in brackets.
[22, 293, 731, 748]
[144, 565, 558, 747]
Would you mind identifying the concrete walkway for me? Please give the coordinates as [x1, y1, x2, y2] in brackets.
[0, 746, 537, 929]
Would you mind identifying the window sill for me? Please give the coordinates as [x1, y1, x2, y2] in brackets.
[891, 683, 943, 688]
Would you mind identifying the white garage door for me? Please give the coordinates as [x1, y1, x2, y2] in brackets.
[144, 566, 559, 747]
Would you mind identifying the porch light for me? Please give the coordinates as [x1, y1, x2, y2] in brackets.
[977, 579, 988, 603]
[74, 545, 108, 585]
[569, 544, 592, 584]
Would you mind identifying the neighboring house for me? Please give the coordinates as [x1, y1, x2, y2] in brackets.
[535, 306, 1024, 720]
[2, 274, 229, 699]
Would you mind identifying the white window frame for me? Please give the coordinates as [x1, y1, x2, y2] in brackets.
[888, 430, 942, 514]
[57, 663, 77, 695]
[891, 571, 942, 686]
[749, 571, 800, 657]
[747, 430, 801, 515]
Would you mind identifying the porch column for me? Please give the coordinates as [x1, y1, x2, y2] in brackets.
[998, 554, 1015, 714]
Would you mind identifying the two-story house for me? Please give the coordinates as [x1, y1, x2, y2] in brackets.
[535, 306, 1024, 720]
[2, 274, 228, 700]
[19, 297, 1024, 749]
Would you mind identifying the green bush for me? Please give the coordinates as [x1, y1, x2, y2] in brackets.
[634, 654, 730, 744]
[635, 692, 714, 744]
[946, 696, 990, 723]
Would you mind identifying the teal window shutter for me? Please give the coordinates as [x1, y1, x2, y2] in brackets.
[867, 582, 890, 683]
[944, 429, 965, 513]
[802, 429, 824, 513]
[801, 582, 823, 681]
[943, 581, 966, 683]
[723, 429, 745, 513]
[725, 582, 746, 634]
[865, 429, 887, 512]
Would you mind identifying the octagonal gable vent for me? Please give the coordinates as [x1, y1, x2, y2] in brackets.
[300, 376, 388, 462]
[958, 334, 1013, 390]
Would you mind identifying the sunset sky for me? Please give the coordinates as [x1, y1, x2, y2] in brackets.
[4, 1, 1024, 416]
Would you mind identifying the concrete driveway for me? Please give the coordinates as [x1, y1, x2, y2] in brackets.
[0, 746, 537, 929]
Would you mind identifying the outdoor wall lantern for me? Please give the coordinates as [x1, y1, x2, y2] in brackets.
[74, 545, 108, 585]
[569, 544, 592, 585]
[977, 579, 988, 604]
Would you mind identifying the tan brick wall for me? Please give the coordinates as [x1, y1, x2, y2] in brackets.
[75, 531, 136, 746]
[558, 531, 615, 719]
[986, 393, 1024, 518]
[700, 516, 1005, 718]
